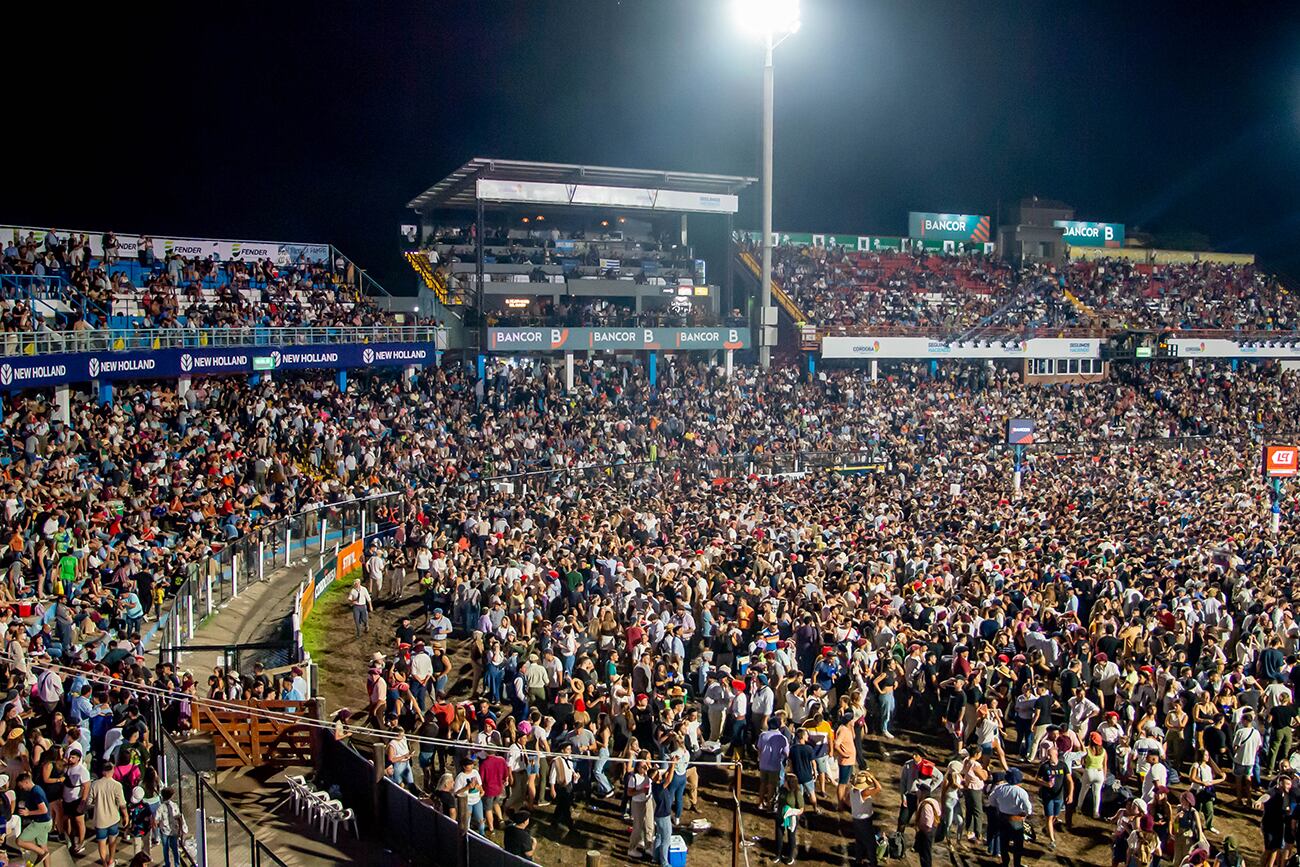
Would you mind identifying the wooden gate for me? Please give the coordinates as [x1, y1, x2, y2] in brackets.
[192, 700, 318, 768]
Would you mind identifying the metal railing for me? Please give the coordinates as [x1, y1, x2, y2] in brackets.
[161, 729, 290, 867]
[153, 491, 400, 665]
[0, 324, 445, 358]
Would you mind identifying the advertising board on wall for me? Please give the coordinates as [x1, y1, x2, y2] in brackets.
[0, 341, 441, 390]
[907, 212, 992, 244]
[1166, 338, 1300, 359]
[488, 327, 751, 352]
[1054, 220, 1125, 248]
[820, 336, 1100, 360]
[0, 225, 330, 264]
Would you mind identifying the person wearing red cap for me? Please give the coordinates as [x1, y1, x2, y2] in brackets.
[726, 679, 749, 760]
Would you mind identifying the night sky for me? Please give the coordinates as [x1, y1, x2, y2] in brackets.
[8, 0, 1300, 289]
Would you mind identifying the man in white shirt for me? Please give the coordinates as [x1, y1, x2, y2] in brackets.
[454, 758, 486, 834]
[1140, 751, 1168, 803]
[408, 643, 434, 709]
[348, 580, 372, 637]
[1230, 710, 1263, 803]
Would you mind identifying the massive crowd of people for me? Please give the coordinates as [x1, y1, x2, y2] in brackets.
[2, 229, 413, 332]
[0, 334, 1298, 867]
[763, 239, 1293, 336]
[193, 355, 1296, 867]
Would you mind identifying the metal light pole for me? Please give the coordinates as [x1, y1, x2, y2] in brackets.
[759, 32, 775, 370]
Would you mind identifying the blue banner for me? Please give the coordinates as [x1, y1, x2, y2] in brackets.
[0, 342, 439, 390]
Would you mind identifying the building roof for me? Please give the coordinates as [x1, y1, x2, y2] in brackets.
[407, 158, 756, 212]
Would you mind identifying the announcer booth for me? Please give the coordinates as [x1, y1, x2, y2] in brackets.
[405, 158, 756, 384]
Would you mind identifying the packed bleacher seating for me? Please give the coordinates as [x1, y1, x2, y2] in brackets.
[1064, 258, 1298, 331]
[761, 238, 1299, 336]
[3, 228, 416, 333]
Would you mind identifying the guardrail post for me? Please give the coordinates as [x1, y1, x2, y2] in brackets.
[196, 805, 207, 867]
[285, 526, 292, 567]
[187, 594, 194, 640]
[232, 555, 239, 599]
[258, 542, 264, 583]
[206, 573, 213, 617]
[320, 518, 327, 553]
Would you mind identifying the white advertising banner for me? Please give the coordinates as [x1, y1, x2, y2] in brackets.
[1168, 338, 1300, 359]
[1, 225, 329, 263]
[821, 336, 1101, 360]
[476, 179, 739, 215]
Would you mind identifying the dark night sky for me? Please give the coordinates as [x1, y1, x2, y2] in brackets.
[8, 0, 1300, 288]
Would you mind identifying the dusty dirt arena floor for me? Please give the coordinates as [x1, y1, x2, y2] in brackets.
[307, 586, 1267, 867]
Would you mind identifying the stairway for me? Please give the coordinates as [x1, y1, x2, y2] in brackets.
[1062, 286, 1099, 324]
[735, 248, 809, 323]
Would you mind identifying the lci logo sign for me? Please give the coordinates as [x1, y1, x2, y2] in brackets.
[1266, 444, 1299, 477]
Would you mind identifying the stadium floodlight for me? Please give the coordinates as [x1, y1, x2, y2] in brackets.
[733, 0, 802, 39]
[735, 0, 800, 369]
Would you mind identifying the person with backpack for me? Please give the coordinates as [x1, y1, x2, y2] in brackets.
[156, 787, 187, 867]
[773, 772, 805, 866]
[912, 780, 942, 867]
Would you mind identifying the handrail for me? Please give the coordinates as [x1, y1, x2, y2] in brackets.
[0, 324, 445, 358]
[737, 248, 809, 323]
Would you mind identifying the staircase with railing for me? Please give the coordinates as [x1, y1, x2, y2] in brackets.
[1062, 286, 1099, 325]
[736, 247, 809, 324]
[0, 274, 110, 328]
[404, 250, 464, 320]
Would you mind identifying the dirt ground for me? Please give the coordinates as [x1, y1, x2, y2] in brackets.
[307, 587, 1268, 867]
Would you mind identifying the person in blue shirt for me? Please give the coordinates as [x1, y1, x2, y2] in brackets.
[814, 651, 840, 694]
[120, 592, 144, 636]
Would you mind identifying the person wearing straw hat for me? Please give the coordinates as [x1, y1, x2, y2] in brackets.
[849, 769, 883, 867]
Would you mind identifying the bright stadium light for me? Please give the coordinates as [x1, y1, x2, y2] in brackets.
[733, 0, 801, 40]
[735, 0, 800, 369]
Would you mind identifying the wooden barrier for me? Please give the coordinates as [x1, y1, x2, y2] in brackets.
[191, 700, 318, 769]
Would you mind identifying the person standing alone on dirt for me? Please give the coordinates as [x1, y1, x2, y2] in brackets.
[348, 579, 372, 638]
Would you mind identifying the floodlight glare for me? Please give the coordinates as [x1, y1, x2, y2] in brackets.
[734, 0, 801, 39]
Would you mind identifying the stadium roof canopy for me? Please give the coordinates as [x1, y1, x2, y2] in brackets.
[407, 158, 756, 213]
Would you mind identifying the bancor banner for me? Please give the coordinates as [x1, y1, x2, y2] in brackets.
[907, 212, 992, 244]
[0, 341, 440, 390]
[821, 336, 1101, 360]
[1054, 220, 1125, 248]
[488, 327, 751, 352]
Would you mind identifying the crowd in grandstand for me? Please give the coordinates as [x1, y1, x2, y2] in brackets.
[759, 238, 1296, 336]
[129, 355, 1282, 867]
[1, 328, 1300, 865]
[2, 229, 415, 333]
